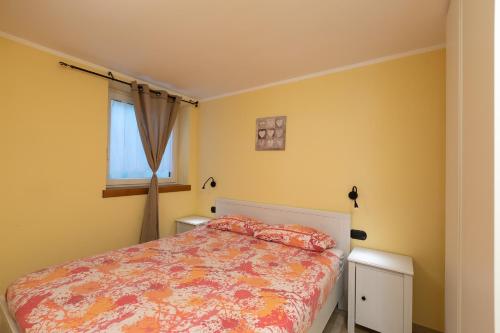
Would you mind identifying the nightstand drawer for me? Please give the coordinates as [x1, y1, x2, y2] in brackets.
[348, 247, 413, 333]
[176, 222, 196, 234]
[175, 216, 211, 235]
[355, 264, 404, 333]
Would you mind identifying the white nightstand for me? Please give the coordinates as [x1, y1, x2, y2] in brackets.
[347, 247, 413, 333]
[175, 215, 211, 234]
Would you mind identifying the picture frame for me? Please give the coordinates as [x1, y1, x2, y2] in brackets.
[255, 116, 287, 151]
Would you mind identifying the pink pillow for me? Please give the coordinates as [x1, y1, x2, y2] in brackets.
[207, 215, 266, 236]
[254, 224, 336, 252]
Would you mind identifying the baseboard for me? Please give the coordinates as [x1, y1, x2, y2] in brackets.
[413, 323, 443, 333]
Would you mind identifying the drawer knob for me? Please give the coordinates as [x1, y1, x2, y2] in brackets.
[361, 296, 366, 301]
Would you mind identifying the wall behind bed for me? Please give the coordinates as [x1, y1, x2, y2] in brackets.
[197, 49, 445, 331]
[0, 36, 199, 329]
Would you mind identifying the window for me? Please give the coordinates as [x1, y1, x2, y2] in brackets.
[107, 86, 176, 187]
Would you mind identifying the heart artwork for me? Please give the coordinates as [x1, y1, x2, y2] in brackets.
[256, 116, 286, 151]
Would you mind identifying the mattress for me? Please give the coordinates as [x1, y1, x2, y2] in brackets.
[6, 226, 342, 333]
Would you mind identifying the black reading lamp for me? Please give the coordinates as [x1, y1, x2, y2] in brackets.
[348, 186, 359, 208]
[202, 177, 217, 189]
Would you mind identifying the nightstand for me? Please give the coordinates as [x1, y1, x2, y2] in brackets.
[175, 215, 211, 234]
[347, 247, 413, 333]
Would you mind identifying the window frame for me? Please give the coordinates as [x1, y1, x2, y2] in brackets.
[106, 84, 178, 188]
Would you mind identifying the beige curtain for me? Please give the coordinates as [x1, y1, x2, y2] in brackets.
[131, 81, 181, 243]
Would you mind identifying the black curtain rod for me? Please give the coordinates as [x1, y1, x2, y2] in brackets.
[58, 61, 199, 107]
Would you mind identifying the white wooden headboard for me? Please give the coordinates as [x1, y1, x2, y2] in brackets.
[215, 198, 351, 256]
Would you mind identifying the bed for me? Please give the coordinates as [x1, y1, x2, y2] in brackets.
[1, 198, 351, 333]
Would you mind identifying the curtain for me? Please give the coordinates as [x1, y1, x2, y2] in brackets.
[131, 81, 181, 243]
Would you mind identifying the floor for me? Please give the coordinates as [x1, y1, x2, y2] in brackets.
[323, 309, 374, 333]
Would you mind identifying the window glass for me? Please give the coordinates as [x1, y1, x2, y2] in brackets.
[108, 99, 173, 180]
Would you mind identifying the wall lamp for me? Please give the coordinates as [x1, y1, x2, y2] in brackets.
[202, 177, 217, 189]
[348, 186, 359, 208]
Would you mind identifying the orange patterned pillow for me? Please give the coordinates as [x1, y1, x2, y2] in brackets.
[207, 215, 266, 236]
[254, 224, 336, 252]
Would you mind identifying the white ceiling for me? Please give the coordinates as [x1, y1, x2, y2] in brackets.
[0, 0, 449, 99]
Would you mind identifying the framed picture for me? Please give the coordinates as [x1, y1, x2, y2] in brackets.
[255, 116, 287, 151]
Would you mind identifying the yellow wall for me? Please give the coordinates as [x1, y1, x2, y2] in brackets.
[197, 50, 445, 330]
[0, 36, 199, 329]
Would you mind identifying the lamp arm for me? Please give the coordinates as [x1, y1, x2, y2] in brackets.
[202, 177, 216, 189]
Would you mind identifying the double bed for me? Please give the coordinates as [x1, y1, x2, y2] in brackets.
[1, 198, 351, 332]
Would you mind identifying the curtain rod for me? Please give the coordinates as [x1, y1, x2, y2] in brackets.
[58, 61, 199, 107]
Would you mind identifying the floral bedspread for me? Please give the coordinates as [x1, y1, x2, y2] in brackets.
[7, 226, 341, 333]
